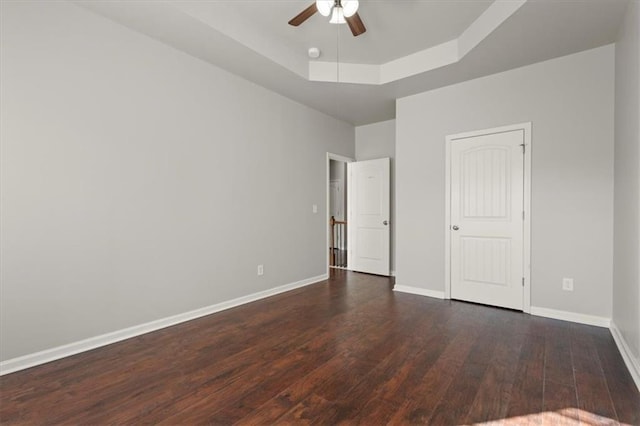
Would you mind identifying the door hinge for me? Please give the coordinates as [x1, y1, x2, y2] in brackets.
[522, 277, 525, 287]
[520, 143, 525, 153]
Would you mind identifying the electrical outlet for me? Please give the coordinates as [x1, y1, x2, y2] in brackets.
[257, 265, 264, 276]
[562, 278, 574, 291]
[312, 204, 318, 214]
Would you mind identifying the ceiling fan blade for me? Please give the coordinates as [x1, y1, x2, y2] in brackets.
[346, 12, 366, 36]
[288, 3, 318, 26]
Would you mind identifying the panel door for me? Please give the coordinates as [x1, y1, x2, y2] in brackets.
[348, 158, 390, 276]
[450, 130, 524, 310]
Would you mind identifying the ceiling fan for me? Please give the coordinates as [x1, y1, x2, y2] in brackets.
[288, 0, 366, 37]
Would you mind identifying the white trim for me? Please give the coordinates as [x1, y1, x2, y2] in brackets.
[0, 274, 328, 376]
[327, 153, 354, 164]
[393, 285, 445, 300]
[457, 0, 527, 57]
[444, 122, 532, 313]
[445, 137, 452, 299]
[380, 40, 458, 84]
[530, 306, 611, 328]
[522, 123, 532, 313]
[390, 270, 396, 277]
[610, 321, 640, 392]
[326, 153, 355, 277]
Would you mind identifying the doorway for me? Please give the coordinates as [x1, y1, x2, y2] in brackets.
[327, 153, 353, 272]
[329, 158, 348, 268]
[445, 123, 531, 312]
[326, 153, 392, 277]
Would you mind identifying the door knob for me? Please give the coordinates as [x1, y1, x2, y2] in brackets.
[383, 220, 389, 225]
[452, 225, 459, 230]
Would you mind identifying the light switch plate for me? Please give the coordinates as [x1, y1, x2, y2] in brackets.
[562, 278, 573, 291]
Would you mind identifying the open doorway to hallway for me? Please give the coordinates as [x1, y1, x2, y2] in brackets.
[329, 158, 348, 269]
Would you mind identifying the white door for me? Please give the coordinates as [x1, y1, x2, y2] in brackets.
[450, 130, 525, 310]
[348, 158, 390, 276]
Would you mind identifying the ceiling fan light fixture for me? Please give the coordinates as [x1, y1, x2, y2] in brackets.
[341, 0, 359, 18]
[316, 0, 333, 17]
[329, 7, 346, 24]
[289, 1, 365, 36]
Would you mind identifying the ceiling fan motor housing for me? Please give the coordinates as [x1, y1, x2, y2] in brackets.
[316, 0, 359, 18]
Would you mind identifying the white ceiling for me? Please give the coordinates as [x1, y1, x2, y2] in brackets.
[77, 0, 629, 125]
[172, 0, 495, 64]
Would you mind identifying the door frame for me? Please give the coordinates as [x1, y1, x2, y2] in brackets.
[326, 153, 354, 276]
[444, 122, 532, 313]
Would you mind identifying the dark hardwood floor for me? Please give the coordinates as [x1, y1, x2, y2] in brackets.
[1, 270, 638, 425]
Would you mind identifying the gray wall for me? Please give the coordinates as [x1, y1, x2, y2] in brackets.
[0, 1, 354, 361]
[396, 45, 615, 318]
[355, 120, 396, 273]
[613, 0, 640, 362]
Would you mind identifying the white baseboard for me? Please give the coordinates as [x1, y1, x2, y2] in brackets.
[530, 306, 611, 328]
[393, 284, 445, 300]
[0, 274, 328, 376]
[610, 321, 640, 392]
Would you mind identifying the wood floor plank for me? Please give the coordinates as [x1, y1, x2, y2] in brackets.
[1, 271, 638, 425]
[211, 325, 389, 423]
[275, 393, 336, 425]
[504, 333, 545, 419]
[317, 340, 418, 423]
[235, 354, 362, 426]
[426, 324, 499, 425]
[464, 335, 525, 424]
[574, 370, 619, 424]
[544, 323, 575, 387]
[341, 397, 400, 425]
[376, 331, 450, 405]
[386, 325, 484, 424]
[592, 331, 640, 425]
[569, 324, 620, 424]
[543, 379, 579, 413]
